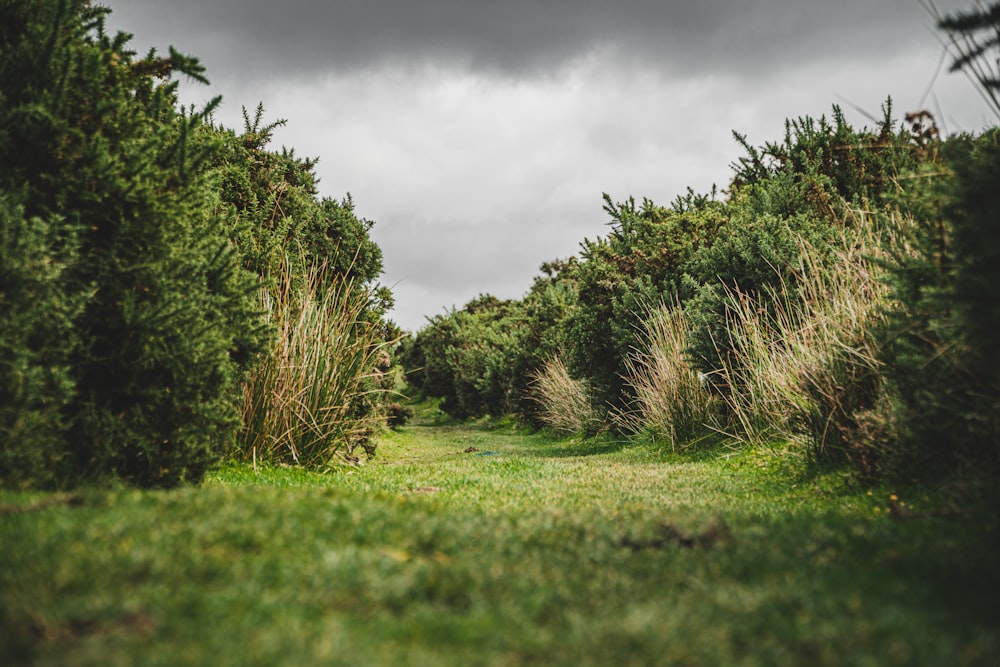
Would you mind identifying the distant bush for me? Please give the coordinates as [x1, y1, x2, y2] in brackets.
[401, 296, 525, 419]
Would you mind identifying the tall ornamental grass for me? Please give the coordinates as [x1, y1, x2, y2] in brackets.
[530, 356, 604, 435]
[617, 305, 719, 450]
[719, 223, 890, 461]
[235, 262, 392, 467]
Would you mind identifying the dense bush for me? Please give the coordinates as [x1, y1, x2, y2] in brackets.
[683, 104, 919, 377]
[873, 129, 1000, 480]
[400, 262, 579, 422]
[566, 193, 726, 409]
[401, 295, 524, 418]
[0, 1, 270, 487]
[0, 0, 395, 487]
[0, 197, 85, 488]
[213, 105, 388, 300]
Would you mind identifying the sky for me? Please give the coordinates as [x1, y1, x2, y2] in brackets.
[107, 0, 995, 332]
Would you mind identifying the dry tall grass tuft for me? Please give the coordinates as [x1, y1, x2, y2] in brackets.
[617, 305, 719, 450]
[719, 221, 890, 459]
[530, 356, 604, 435]
[235, 261, 393, 467]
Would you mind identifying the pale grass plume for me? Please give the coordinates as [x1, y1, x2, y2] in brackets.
[530, 355, 604, 435]
[718, 218, 891, 459]
[616, 304, 719, 451]
[235, 260, 393, 468]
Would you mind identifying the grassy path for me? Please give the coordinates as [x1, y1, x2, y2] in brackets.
[1, 414, 998, 666]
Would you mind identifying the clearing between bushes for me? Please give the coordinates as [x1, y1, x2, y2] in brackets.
[1, 406, 997, 666]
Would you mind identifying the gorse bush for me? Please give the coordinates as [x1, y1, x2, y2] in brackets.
[0, 0, 268, 488]
[684, 102, 917, 378]
[616, 305, 718, 450]
[400, 276, 578, 423]
[566, 193, 726, 411]
[215, 105, 389, 302]
[0, 0, 394, 488]
[0, 198, 85, 488]
[235, 261, 394, 468]
[875, 129, 1000, 480]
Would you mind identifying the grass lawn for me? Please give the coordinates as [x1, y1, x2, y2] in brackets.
[1, 410, 998, 666]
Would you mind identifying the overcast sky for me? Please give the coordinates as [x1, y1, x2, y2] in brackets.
[108, 0, 994, 331]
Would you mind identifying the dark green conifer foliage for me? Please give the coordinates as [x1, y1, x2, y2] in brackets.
[0, 197, 84, 488]
[0, 0, 268, 487]
[876, 131, 1000, 480]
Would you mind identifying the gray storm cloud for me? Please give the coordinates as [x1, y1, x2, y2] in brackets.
[110, 0, 950, 81]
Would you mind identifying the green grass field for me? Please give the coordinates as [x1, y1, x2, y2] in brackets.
[2, 409, 997, 666]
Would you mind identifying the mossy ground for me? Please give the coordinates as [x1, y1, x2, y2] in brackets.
[1, 406, 997, 666]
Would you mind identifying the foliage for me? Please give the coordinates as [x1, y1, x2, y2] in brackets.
[0, 198, 85, 488]
[212, 104, 388, 300]
[565, 193, 726, 409]
[407, 104, 920, 451]
[210, 105, 399, 460]
[0, 0, 269, 487]
[875, 129, 1000, 480]
[401, 263, 580, 423]
[401, 296, 526, 419]
[0, 0, 396, 487]
[684, 103, 918, 375]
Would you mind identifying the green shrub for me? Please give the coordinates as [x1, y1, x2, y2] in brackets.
[876, 129, 1000, 480]
[213, 105, 387, 297]
[566, 193, 726, 410]
[0, 197, 84, 488]
[0, 0, 268, 487]
[685, 103, 918, 378]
